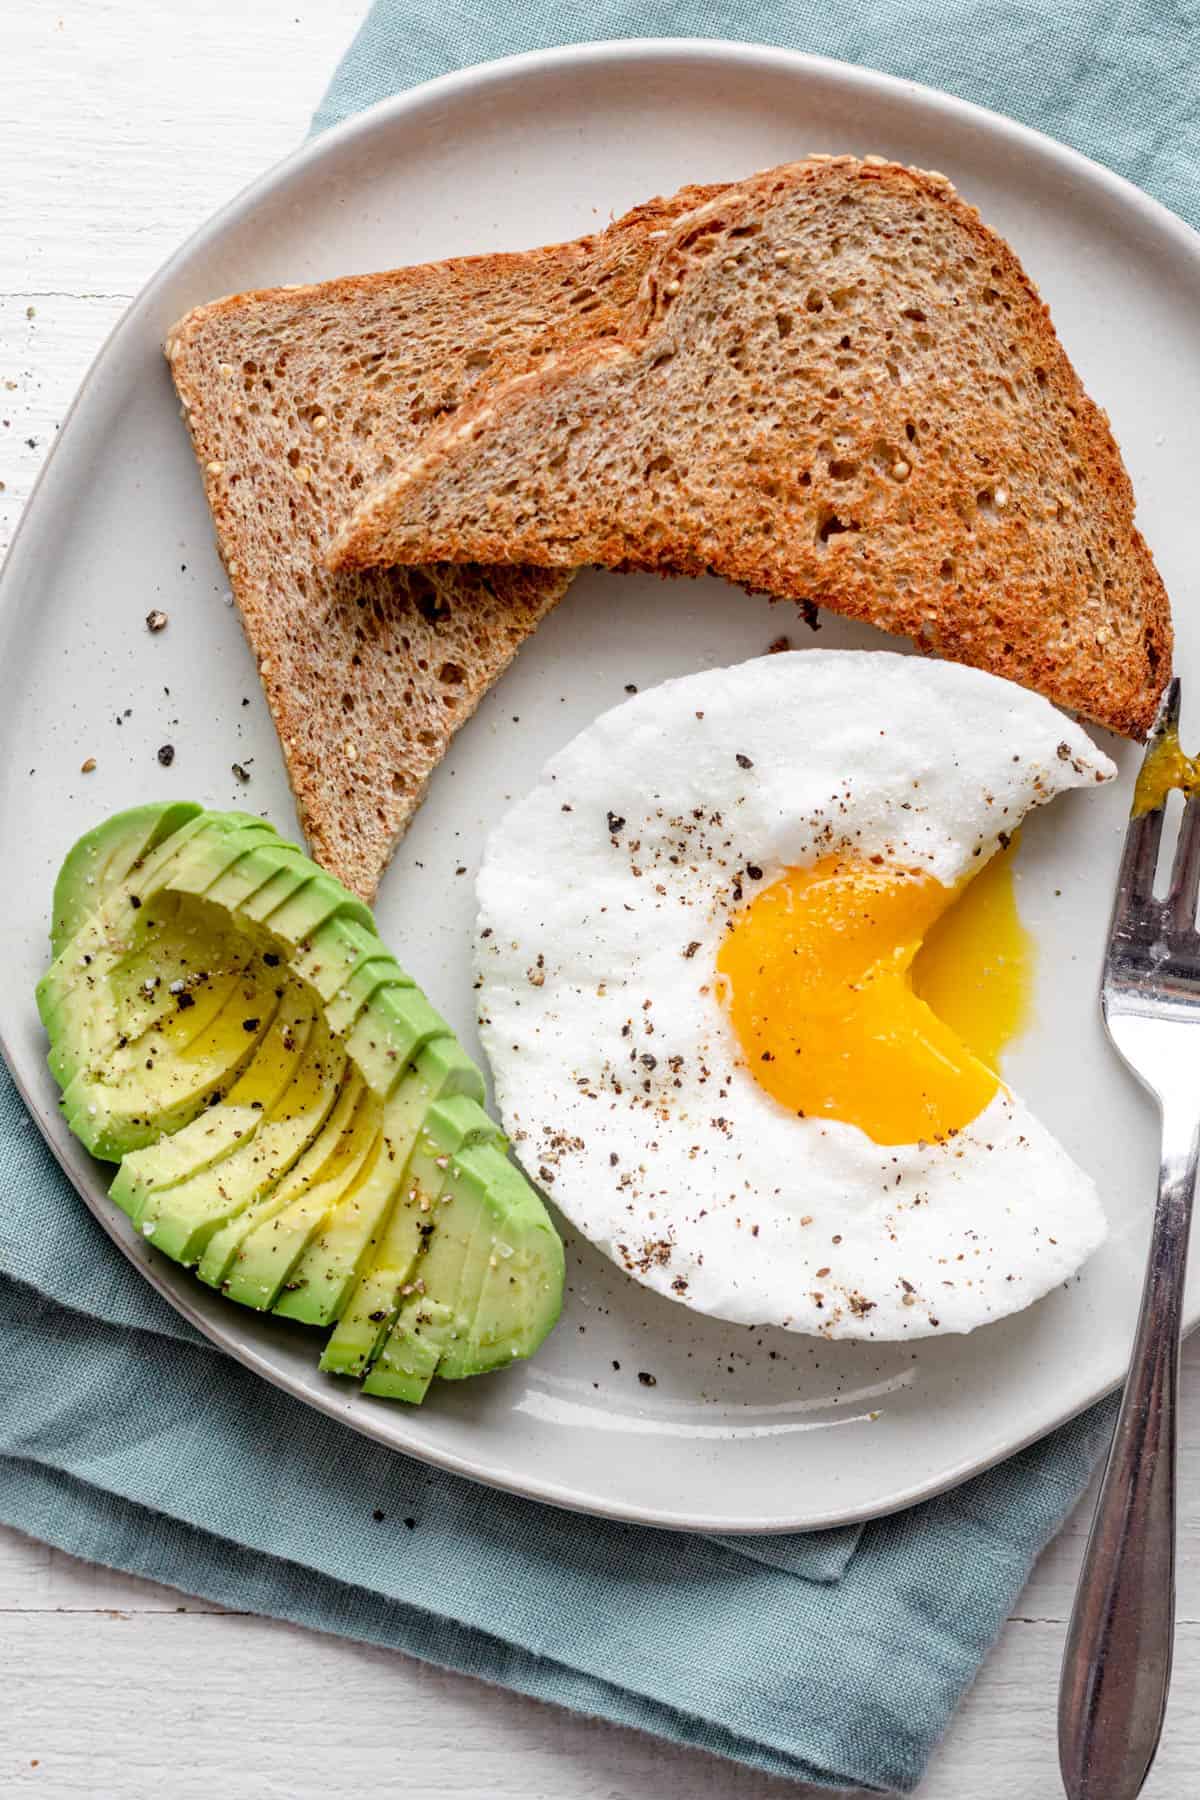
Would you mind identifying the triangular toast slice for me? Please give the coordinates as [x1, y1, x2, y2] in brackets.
[166, 183, 723, 897]
[329, 156, 1170, 739]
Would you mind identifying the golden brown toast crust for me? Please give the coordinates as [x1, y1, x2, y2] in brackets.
[166, 184, 725, 897]
[331, 157, 1171, 741]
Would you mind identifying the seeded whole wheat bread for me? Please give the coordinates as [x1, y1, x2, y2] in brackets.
[166, 184, 723, 897]
[330, 156, 1171, 740]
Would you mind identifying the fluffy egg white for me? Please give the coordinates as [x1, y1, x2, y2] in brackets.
[475, 651, 1114, 1340]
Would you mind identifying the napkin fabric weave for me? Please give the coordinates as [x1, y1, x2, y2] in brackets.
[6, 0, 1196, 1788]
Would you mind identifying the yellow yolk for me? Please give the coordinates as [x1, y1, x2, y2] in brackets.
[1133, 724, 1200, 817]
[716, 845, 1032, 1146]
[911, 843, 1031, 1069]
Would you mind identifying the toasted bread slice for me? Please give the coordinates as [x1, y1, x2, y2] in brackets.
[166, 185, 723, 897]
[330, 156, 1170, 739]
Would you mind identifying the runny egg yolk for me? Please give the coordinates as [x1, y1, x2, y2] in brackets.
[716, 846, 1032, 1146]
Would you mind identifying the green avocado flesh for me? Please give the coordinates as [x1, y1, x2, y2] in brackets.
[38, 804, 564, 1402]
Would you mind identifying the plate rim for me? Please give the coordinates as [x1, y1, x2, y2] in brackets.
[2, 35, 1196, 1533]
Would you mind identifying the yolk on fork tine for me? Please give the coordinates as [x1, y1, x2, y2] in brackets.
[1132, 723, 1200, 818]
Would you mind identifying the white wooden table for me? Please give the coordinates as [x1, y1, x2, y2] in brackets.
[4, 5, 1200, 1794]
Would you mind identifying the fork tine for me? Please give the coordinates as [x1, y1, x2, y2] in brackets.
[1114, 806, 1165, 913]
[1110, 679, 1182, 922]
[1157, 675, 1183, 738]
[1168, 793, 1200, 925]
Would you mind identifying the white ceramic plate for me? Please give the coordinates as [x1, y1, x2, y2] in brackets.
[3, 40, 1199, 1533]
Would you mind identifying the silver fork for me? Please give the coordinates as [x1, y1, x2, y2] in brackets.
[1059, 677, 1200, 1799]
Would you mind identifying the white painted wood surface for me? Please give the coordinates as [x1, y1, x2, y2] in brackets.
[3, 4, 1200, 1794]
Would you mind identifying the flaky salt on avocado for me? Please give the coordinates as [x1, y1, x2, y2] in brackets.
[37, 803, 564, 1403]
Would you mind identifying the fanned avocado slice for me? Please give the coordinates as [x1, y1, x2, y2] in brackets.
[362, 1141, 501, 1403]
[63, 957, 282, 1160]
[204, 957, 415, 1310]
[343, 983, 456, 1092]
[258, 876, 374, 945]
[37, 812, 281, 1026]
[199, 1071, 375, 1299]
[291, 915, 409, 1002]
[320, 1093, 502, 1380]
[41, 805, 564, 1404]
[115, 1001, 315, 1234]
[272, 1035, 483, 1327]
[364, 1143, 564, 1401]
[446, 1150, 566, 1378]
[360, 1142, 560, 1402]
[50, 801, 204, 958]
[102, 986, 299, 1213]
[220, 1093, 382, 1311]
[186, 841, 317, 914]
[325, 962, 413, 1038]
[40, 826, 316, 1096]
[208, 958, 423, 1314]
[45, 891, 256, 1088]
[119, 995, 344, 1263]
[233, 866, 326, 926]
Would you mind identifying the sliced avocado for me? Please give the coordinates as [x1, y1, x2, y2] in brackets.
[260, 877, 374, 946]
[266, 1128, 390, 1324]
[325, 961, 412, 1038]
[47, 805, 258, 975]
[70, 808, 274, 924]
[448, 1150, 566, 1377]
[41, 805, 565, 1404]
[50, 801, 204, 958]
[291, 913, 409, 1003]
[230, 865, 323, 925]
[64, 959, 282, 1160]
[37, 813, 281, 1024]
[178, 841, 315, 917]
[362, 1140, 500, 1403]
[134, 810, 276, 889]
[59, 958, 258, 1129]
[272, 1035, 484, 1326]
[198, 1071, 373, 1295]
[345, 982, 454, 1093]
[319, 1094, 501, 1380]
[40, 820, 306, 1061]
[220, 1084, 383, 1309]
[45, 890, 257, 1087]
[365, 1143, 564, 1402]
[41, 825, 304, 1094]
[129, 1004, 346, 1264]
[110, 981, 315, 1221]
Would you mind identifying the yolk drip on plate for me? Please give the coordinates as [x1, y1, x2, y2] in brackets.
[717, 845, 1031, 1145]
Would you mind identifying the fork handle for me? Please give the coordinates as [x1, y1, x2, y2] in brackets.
[1058, 1103, 1200, 1799]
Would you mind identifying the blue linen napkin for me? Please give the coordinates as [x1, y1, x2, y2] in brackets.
[4, 3, 1195, 1788]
